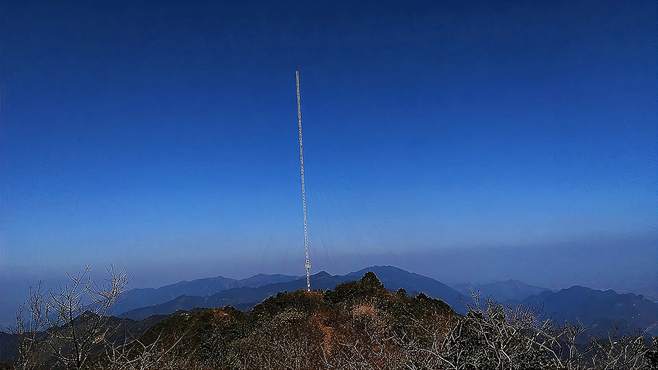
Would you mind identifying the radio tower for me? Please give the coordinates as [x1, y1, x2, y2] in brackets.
[295, 68, 312, 292]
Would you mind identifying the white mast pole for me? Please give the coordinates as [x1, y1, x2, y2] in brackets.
[295, 68, 312, 292]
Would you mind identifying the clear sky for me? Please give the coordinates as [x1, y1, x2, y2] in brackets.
[0, 1, 655, 291]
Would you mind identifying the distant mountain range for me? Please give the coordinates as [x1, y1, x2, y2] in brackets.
[2, 265, 655, 361]
[110, 273, 299, 315]
[115, 266, 658, 337]
[521, 286, 658, 336]
[119, 266, 468, 320]
[454, 280, 658, 336]
[453, 279, 550, 302]
[1, 273, 656, 368]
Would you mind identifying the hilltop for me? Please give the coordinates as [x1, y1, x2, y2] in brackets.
[4, 272, 656, 369]
[118, 266, 467, 320]
[2, 267, 658, 368]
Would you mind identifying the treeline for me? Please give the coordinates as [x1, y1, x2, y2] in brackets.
[6, 269, 658, 369]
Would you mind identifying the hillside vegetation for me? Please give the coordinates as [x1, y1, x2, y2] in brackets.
[5, 272, 657, 369]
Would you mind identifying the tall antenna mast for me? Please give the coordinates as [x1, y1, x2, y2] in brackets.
[295, 68, 312, 292]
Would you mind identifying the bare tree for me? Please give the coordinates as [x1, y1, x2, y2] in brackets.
[392, 294, 654, 370]
[588, 335, 652, 369]
[100, 331, 193, 370]
[14, 283, 49, 369]
[14, 266, 127, 370]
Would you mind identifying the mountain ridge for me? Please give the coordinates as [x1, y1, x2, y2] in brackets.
[454, 279, 550, 302]
[521, 285, 658, 336]
[120, 266, 468, 320]
[110, 273, 299, 315]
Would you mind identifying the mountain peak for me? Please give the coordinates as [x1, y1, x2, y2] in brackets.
[361, 265, 407, 272]
[313, 271, 332, 278]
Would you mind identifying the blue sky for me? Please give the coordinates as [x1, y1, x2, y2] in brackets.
[0, 1, 655, 290]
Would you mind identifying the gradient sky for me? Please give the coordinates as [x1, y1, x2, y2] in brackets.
[0, 1, 656, 290]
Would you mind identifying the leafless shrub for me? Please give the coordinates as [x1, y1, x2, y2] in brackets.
[219, 292, 655, 370]
[588, 335, 652, 369]
[100, 331, 194, 370]
[325, 298, 403, 369]
[14, 266, 133, 369]
[393, 294, 654, 370]
[14, 283, 49, 369]
[229, 308, 324, 369]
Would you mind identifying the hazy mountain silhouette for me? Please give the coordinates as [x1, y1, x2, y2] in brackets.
[521, 286, 658, 336]
[454, 279, 550, 302]
[120, 266, 467, 320]
[110, 273, 298, 315]
[0, 332, 18, 366]
[346, 266, 465, 308]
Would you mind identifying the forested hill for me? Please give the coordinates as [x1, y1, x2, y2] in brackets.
[1, 273, 657, 369]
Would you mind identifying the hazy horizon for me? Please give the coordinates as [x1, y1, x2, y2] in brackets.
[3, 232, 655, 290]
[1, 232, 655, 328]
